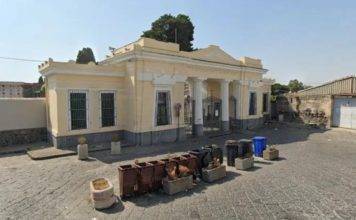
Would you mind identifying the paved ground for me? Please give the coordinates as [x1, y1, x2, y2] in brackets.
[0, 123, 355, 220]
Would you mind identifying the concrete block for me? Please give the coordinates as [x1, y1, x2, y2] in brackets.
[91, 195, 116, 210]
[235, 157, 254, 170]
[77, 144, 88, 160]
[263, 148, 279, 160]
[202, 165, 226, 183]
[111, 141, 121, 155]
[163, 175, 193, 195]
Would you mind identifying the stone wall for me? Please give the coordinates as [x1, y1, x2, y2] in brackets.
[277, 94, 332, 127]
[0, 128, 47, 146]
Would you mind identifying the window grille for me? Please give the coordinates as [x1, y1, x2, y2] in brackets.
[156, 91, 171, 126]
[101, 92, 115, 127]
[70, 92, 87, 130]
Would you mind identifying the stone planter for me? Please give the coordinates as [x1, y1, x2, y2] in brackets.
[163, 175, 194, 195]
[77, 144, 88, 160]
[111, 141, 121, 155]
[235, 157, 254, 170]
[135, 162, 154, 194]
[148, 160, 165, 191]
[90, 178, 116, 210]
[118, 164, 138, 198]
[263, 148, 279, 160]
[202, 165, 226, 183]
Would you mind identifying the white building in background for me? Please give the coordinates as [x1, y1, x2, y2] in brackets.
[0, 82, 24, 98]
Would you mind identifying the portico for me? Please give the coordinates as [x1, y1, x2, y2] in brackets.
[39, 37, 273, 148]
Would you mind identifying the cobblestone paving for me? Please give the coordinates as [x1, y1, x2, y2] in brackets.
[0, 124, 355, 220]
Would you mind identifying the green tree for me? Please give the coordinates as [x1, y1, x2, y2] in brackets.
[38, 76, 44, 85]
[271, 83, 290, 95]
[76, 47, 96, 64]
[142, 14, 195, 51]
[288, 79, 304, 92]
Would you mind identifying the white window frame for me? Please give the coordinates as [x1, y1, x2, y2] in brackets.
[99, 90, 117, 128]
[154, 88, 172, 127]
[68, 90, 89, 131]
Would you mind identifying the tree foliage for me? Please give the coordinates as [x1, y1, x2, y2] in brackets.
[288, 79, 304, 92]
[76, 47, 96, 64]
[142, 14, 195, 51]
[38, 76, 44, 85]
[271, 83, 290, 95]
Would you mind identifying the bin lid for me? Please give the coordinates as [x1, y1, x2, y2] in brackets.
[225, 140, 238, 145]
[252, 136, 266, 140]
[238, 139, 252, 143]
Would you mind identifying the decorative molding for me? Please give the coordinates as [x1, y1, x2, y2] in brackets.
[105, 51, 268, 75]
[219, 79, 232, 84]
[236, 80, 249, 86]
[236, 79, 271, 88]
[40, 63, 126, 78]
[137, 72, 187, 85]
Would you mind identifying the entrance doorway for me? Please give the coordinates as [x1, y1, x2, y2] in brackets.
[203, 96, 221, 132]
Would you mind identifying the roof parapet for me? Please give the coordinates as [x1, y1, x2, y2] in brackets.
[239, 56, 262, 68]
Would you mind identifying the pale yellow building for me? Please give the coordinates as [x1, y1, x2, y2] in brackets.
[39, 38, 273, 148]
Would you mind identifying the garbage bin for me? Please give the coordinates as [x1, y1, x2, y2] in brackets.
[252, 136, 267, 157]
[237, 139, 253, 158]
[225, 140, 238, 166]
[118, 164, 138, 198]
[189, 148, 211, 175]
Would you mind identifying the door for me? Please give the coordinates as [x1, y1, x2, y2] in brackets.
[333, 98, 356, 129]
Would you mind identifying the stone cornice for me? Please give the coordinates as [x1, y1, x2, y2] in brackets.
[137, 72, 187, 85]
[39, 61, 125, 77]
[102, 51, 268, 74]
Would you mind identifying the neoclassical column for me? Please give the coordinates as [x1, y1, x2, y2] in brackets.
[193, 77, 205, 136]
[220, 79, 231, 131]
[235, 80, 248, 129]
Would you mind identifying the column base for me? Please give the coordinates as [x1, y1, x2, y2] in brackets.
[220, 121, 229, 132]
[193, 124, 204, 136]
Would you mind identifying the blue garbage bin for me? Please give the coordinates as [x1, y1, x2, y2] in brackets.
[252, 136, 267, 157]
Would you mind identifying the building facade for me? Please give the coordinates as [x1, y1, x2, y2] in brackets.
[0, 82, 24, 98]
[39, 38, 273, 148]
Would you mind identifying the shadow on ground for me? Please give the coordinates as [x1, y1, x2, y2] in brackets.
[88, 122, 328, 165]
[124, 171, 239, 208]
[96, 196, 125, 214]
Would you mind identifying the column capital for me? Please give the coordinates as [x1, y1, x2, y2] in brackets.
[236, 79, 249, 86]
[219, 79, 233, 84]
[192, 77, 207, 82]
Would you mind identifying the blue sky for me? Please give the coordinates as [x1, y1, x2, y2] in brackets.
[1, 0, 356, 85]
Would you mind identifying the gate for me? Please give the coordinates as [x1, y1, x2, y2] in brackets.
[203, 96, 221, 131]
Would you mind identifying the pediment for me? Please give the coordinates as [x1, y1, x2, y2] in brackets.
[189, 46, 242, 65]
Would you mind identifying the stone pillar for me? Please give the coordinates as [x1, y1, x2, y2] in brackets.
[193, 78, 204, 136]
[235, 80, 248, 129]
[220, 79, 230, 131]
